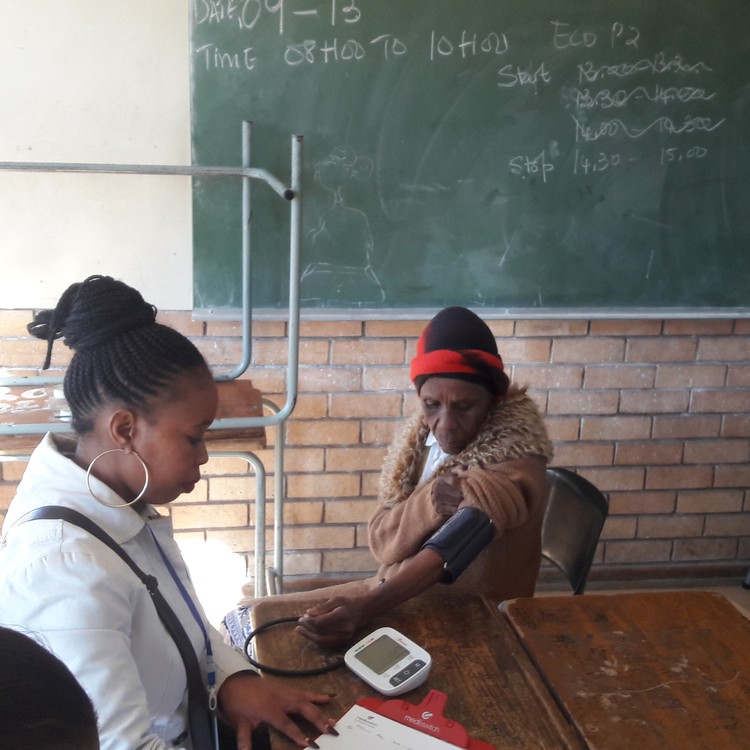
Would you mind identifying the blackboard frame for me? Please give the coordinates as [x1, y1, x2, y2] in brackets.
[193, 305, 750, 321]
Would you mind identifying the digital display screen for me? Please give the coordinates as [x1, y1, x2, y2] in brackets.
[354, 634, 409, 675]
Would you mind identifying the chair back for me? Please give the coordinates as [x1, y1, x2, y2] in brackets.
[541, 467, 609, 594]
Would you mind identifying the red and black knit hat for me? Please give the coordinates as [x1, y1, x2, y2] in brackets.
[410, 306, 509, 395]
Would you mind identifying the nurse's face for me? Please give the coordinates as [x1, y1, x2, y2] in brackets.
[129, 368, 218, 504]
[419, 377, 494, 454]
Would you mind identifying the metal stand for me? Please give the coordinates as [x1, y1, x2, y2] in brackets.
[0, 122, 302, 596]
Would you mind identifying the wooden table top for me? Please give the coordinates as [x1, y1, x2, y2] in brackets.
[0, 379, 266, 455]
[249, 591, 583, 750]
[501, 590, 750, 750]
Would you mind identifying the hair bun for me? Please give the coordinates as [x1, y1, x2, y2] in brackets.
[30, 275, 157, 369]
[27, 308, 56, 341]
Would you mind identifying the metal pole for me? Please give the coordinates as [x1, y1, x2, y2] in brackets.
[285, 134, 303, 419]
[0, 161, 292, 199]
[216, 121, 253, 382]
[210, 451, 267, 598]
[208, 132, 302, 429]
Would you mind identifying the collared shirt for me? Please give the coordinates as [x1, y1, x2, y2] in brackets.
[418, 432, 452, 484]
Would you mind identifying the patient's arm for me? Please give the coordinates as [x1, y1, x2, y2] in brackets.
[297, 507, 493, 648]
[295, 549, 445, 648]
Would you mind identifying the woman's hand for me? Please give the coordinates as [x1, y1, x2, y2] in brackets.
[295, 596, 368, 649]
[218, 671, 334, 749]
[431, 465, 468, 515]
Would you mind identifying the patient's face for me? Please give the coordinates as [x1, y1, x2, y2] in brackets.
[419, 378, 493, 454]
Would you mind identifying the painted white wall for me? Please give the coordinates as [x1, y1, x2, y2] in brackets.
[0, 0, 192, 310]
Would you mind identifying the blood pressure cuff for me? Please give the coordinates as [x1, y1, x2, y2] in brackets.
[420, 506, 494, 584]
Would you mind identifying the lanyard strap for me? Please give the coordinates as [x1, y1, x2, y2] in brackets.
[148, 527, 216, 695]
[22, 506, 216, 750]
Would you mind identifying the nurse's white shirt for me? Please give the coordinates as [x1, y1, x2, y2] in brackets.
[0, 433, 251, 750]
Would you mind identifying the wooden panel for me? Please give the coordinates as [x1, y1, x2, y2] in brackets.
[0, 384, 67, 455]
[0, 378, 266, 456]
[250, 592, 583, 750]
[210, 380, 266, 448]
[502, 591, 750, 750]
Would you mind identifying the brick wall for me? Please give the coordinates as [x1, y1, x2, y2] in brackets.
[2, 309, 749, 598]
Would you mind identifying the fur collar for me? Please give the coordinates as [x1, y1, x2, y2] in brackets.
[379, 385, 553, 505]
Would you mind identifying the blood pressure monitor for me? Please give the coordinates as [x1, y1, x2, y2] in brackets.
[344, 626, 431, 696]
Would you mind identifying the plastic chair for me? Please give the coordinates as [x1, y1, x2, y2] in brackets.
[541, 467, 609, 595]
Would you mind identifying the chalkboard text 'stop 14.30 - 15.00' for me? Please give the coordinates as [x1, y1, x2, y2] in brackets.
[190, 0, 750, 313]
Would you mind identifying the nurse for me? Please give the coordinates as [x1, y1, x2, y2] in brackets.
[0, 275, 334, 750]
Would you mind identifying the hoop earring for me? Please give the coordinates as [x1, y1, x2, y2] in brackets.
[86, 449, 150, 508]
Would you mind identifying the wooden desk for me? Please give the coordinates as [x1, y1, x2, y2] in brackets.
[0, 379, 266, 455]
[250, 592, 583, 749]
[501, 591, 750, 750]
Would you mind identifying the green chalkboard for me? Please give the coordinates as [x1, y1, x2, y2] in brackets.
[190, 0, 750, 312]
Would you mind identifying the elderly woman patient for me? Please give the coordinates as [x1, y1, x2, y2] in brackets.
[225, 305, 553, 649]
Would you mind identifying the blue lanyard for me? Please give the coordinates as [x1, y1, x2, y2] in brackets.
[148, 527, 217, 709]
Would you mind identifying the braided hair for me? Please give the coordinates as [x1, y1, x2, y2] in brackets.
[28, 275, 208, 434]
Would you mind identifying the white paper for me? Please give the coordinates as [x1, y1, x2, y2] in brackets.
[308, 703, 460, 749]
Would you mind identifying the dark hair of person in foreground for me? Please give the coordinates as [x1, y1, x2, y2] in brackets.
[0, 626, 99, 750]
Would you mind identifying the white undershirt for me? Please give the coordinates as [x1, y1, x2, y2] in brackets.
[419, 432, 452, 484]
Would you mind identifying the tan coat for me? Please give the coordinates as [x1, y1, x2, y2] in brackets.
[369, 385, 554, 603]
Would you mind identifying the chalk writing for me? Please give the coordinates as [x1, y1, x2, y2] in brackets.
[577, 53, 712, 83]
[329, 0, 362, 26]
[194, 0, 261, 29]
[285, 38, 365, 64]
[194, 0, 362, 35]
[551, 20, 641, 50]
[196, 43, 257, 70]
[301, 146, 384, 307]
[284, 32, 411, 63]
[193, 12, 731, 186]
[497, 62, 552, 88]
[551, 20, 598, 50]
[575, 85, 715, 109]
[573, 114, 726, 142]
[509, 151, 554, 182]
[660, 145, 708, 164]
[370, 34, 408, 60]
[573, 149, 622, 175]
[429, 30, 510, 60]
[610, 22, 641, 49]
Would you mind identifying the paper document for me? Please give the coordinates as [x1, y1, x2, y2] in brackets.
[308, 702, 463, 749]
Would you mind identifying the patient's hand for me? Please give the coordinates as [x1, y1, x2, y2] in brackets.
[431, 465, 467, 515]
[297, 551, 447, 649]
[295, 597, 367, 649]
